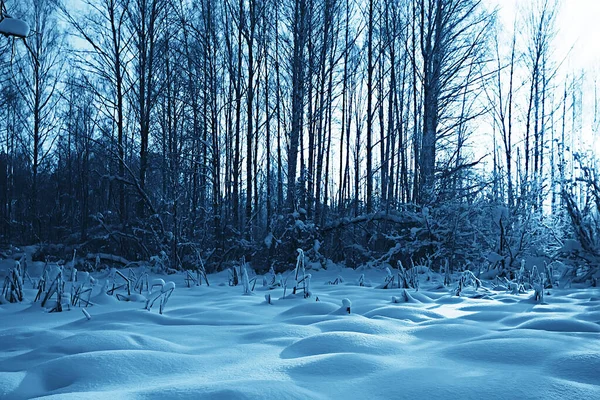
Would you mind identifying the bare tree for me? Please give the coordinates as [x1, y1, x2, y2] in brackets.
[417, 0, 491, 204]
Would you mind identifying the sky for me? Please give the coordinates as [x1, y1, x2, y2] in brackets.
[484, 0, 600, 158]
[489, 0, 600, 70]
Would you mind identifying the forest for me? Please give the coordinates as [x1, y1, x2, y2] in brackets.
[1, 0, 599, 284]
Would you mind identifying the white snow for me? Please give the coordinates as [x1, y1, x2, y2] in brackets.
[1, 257, 599, 399]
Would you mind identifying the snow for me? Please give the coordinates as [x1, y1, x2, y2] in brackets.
[0, 17, 30, 38]
[1, 256, 600, 399]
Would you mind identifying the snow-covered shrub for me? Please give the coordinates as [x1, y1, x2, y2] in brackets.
[397, 261, 418, 289]
[107, 268, 131, 296]
[150, 278, 165, 294]
[150, 251, 170, 273]
[455, 270, 481, 296]
[259, 209, 322, 273]
[378, 267, 395, 289]
[132, 269, 150, 293]
[40, 269, 68, 312]
[558, 161, 600, 285]
[146, 281, 175, 314]
[263, 266, 280, 288]
[70, 274, 94, 308]
[392, 290, 416, 303]
[1, 262, 24, 303]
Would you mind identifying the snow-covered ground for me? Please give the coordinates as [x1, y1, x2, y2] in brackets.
[1, 252, 599, 399]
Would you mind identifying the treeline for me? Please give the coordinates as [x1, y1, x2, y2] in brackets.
[0, 0, 599, 277]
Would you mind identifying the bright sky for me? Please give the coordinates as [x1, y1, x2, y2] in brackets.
[489, 0, 600, 71]
[485, 0, 600, 158]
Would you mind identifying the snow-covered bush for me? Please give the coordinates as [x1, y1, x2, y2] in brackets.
[150, 251, 170, 273]
[558, 160, 600, 286]
[455, 270, 481, 296]
[378, 267, 395, 289]
[146, 281, 175, 314]
[1, 261, 24, 303]
[40, 268, 67, 312]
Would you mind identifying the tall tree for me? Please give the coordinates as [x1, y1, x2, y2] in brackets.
[417, 0, 490, 204]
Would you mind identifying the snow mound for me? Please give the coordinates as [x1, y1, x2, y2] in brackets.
[280, 332, 404, 359]
[13, 350, 204, 398]
[2, 264, 600, 399]
[443, 338, 557, 365]
[278, 301, 339, 317]
[545, 352, 600, 385]
[410, 323, 488, 341]
[314, 318, 404, 335]
[516, 317, 600, 332]
[286, 353, 386, 378]
[363, 305, 444, 322]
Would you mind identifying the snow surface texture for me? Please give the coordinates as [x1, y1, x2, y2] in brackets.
[1, 256, 599, 399]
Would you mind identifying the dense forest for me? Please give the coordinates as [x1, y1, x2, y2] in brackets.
[0, 0, 598, 282]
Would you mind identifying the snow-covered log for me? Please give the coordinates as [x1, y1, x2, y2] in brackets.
[0, 17, 29, 38]
[86, 253, 130, 266]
